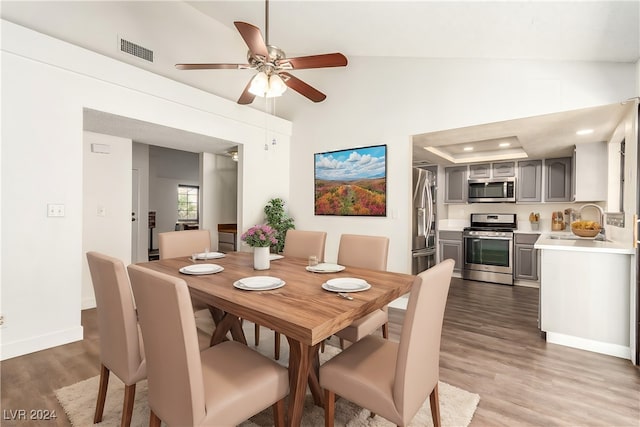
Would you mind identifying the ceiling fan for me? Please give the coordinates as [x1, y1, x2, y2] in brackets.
[175, 0, 348, 105]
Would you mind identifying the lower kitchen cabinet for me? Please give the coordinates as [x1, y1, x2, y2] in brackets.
[438, 231, 463, 272]
[514, 233, 539, 281]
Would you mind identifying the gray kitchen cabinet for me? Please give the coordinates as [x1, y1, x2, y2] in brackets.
[545, 157, 572, 202]
[492, 161, 516, 177]
[469, 163, 490, 179]
[438, 231, 463, 272]
[517, 160, 542, 202]
[444, 166, 468, 203]
[514, 233, 539, 281]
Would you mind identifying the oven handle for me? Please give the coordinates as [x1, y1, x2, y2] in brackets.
[463, 235, 513, 241]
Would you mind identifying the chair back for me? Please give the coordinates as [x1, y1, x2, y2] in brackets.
[127, 265, 206, 426]
[337, 234, 389, 271]
[282, 229, 327, 261]
[393, 259, 454, 419]
[158, 229, 211, 259]
[86, 252, 145, 384]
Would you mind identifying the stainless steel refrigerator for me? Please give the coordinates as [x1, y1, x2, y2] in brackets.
[412, 167, 437, 274]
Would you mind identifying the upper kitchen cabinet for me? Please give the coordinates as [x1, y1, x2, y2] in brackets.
[492, 161, 516, 177]
[545, 157, 572, 202]
[469, 161, 515, 179]
[444, 166, 468, 203]
[517, 160, 542, 202]
[572, 141, 607, 202]
[469, 163, 490, 179]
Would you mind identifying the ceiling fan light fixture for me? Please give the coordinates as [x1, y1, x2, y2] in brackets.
[248, 71, 287, 98]
[248, 71, 269, 96]
[266, 73, 287, 97]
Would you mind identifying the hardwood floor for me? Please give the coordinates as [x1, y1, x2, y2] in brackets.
[2, 278, 639, 426]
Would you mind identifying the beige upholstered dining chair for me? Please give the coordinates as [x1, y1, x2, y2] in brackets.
[321, 259, 455, 427]
[158, 229, 213, 313]
[157, 229, 212, 259]
[255, 229, 327, 359]
[127, 264, 289, 427]
[86, 252, 147, 427]
[282, 229, 327, 261]
[334, 234, 390, 348]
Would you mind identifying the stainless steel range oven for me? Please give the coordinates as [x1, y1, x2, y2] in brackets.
[462, 213, 517, 285]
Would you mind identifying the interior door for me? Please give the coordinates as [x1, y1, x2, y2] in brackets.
[131, 168, 139, 263]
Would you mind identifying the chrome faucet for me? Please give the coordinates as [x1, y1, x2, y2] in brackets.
[579, 204, 606, 241]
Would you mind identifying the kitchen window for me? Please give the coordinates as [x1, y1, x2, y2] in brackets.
[177, 185, 199, 222]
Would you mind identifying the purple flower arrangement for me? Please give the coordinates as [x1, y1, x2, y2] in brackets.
[241, 224, 278, 248]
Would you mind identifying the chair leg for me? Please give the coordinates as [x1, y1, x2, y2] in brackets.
[149, 410, 162, 427]
[320, 340, 325, 353]
[274, 331, 281, 360]
[324, 389, 335, 427]
[429, 383, 441, 427]
[339, 338, 345, 349]
[254, 323, 260, 346]
[121, 383, 136, 427]
[382, 322, 389, 339]
[94, 364, 110, 424]
[272, 397, 286, 427]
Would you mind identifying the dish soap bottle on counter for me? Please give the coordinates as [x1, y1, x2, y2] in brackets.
[551, 211, 565, 231]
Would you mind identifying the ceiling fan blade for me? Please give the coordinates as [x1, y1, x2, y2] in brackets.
[234, 21, 269, 59]
[279, 72, 326, 103]
[175, 63, 250, 70]
[279, 53, 348, 70]
[237, 78, 256, 105]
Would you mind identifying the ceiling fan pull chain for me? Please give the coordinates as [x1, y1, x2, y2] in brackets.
[265, 0, 270, 46]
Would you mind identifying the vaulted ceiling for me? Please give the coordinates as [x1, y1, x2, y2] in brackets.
[2, 1, 639, 160]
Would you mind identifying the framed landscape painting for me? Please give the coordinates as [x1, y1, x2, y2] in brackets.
[314, 144, 387, 216]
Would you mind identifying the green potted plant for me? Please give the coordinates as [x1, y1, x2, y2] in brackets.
[264, 198, 295, 253]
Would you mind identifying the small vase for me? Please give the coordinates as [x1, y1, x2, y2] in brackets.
[253, 246, 270, 270]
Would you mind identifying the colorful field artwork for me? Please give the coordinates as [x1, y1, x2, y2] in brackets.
[314, 145, 386, 216]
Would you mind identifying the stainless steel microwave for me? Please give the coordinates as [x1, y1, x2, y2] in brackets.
[468, 178, 516, 203]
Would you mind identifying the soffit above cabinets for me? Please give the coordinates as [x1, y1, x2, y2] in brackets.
[412, 101, 635, 166]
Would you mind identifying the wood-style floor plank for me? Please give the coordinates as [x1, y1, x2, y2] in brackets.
[1, 278, 639, 426]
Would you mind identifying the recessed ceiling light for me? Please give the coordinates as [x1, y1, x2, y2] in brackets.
[463, 147, 474, 151]
[576, 129, 594, 135]
[499, 142, 511, 147]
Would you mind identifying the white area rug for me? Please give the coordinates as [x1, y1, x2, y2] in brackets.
[56, 314, 479, 426]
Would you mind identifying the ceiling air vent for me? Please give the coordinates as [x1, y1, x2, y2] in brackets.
[119, 38, 154, 63]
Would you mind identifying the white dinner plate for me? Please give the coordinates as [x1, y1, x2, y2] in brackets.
[306, 263, 346, 273]
[269, 254, 284, 261]
[234, 276, 285, 291]
[179, 264, 224, 275]
[195, 252, 225, 260]
[323, 277, 371, 292]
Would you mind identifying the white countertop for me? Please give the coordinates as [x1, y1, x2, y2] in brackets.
[534, 232, 634, 255]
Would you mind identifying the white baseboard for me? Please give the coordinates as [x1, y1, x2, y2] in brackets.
[0, 326, 83, 361]
[546, 332, 631, 360]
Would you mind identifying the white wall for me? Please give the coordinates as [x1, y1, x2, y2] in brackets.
[82, 132, 132, 309]
[0, 20, 291, 360]
[285, 57, 638, 273]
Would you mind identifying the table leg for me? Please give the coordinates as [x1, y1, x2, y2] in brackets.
[285, 337, 322, 427]
[208, 306, 247, 346]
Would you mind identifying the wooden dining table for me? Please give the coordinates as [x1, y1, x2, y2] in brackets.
[136, 251, 415, 427]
